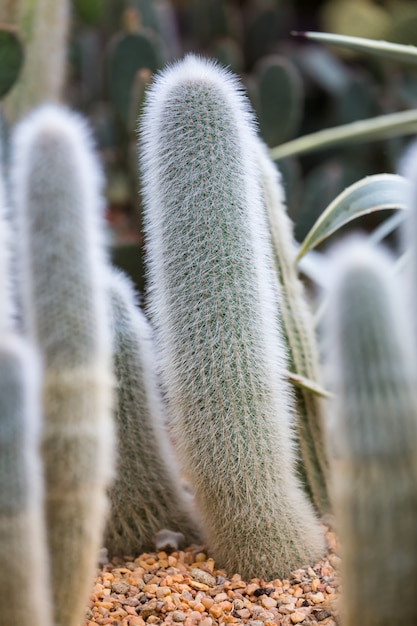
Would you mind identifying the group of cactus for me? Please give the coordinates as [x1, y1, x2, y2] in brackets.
[0, 52, 335, 626]
[2, 40, 417, 626]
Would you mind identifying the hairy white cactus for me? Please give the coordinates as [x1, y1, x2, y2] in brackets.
[12, 104, 115, 626]
[0, 335, 52, 626]
[324, 237, 417, 626]
[139, 55, 324, 579]
[105, 268, 201, 555]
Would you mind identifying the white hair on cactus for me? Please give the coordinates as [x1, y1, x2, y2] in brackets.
[0, 333, 52, 626]
[105, 267, 201, 556]
[140, 55, 324, 579]
[323, 234, 417, 625]
[11, 103, 115, 626]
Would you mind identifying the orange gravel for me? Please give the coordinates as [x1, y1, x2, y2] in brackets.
[85, 521, 340, 626]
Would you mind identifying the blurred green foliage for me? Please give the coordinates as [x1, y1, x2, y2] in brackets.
[2, 0, 416, 259]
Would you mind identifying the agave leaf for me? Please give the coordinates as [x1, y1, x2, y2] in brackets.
[270, 109, 417, 160]
[285, 370, 333, 399]
[294, 31, 417, 66]
[296, 174, 409, 261]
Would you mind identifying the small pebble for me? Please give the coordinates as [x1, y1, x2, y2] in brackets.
[261, 597, 277, 609]
[173, 611, 187, 622]
[110, 581, 130, 595]
[190, 567, 216, 587]
[315, 609, 332, 621]
[310, 592, 325, 604]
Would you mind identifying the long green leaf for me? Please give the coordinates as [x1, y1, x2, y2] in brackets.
[270, 109, 417, 160]
[296, 174, 409, 261]
[293, 31, 417, 66]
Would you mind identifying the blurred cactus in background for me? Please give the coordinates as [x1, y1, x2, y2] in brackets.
[0, 146, 52, 626]
[322, 237, 417, 625]
[0, 336, 53, 626]
[12, 105, 115, 626]
[104, 268, 201, 557]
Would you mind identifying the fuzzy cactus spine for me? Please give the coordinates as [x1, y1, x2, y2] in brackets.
[140, 55, 324, 579]
[254, 138, 330, 514]
[12, 105, 115, 626]
[105, 268, 201, 555]
[323, 238, 417, 626]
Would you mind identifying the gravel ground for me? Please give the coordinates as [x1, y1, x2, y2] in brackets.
[85, 520, 340, 626]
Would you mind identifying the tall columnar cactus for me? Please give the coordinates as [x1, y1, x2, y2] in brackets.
[3, 0, 70, 122]
[0, 154, 52, 626]
[323, 237, 417, 626]
[105, 268, 201, 555]
[0, 335, 52, 626]
[254, 138, 330, 514]
[11, 104, 115, 626]
[140, 55, 324, 579]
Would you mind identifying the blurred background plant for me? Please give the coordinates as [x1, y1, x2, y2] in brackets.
[2, 0, 417, 294]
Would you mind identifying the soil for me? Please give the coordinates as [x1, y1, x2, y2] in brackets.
[85, 520, 340, 626]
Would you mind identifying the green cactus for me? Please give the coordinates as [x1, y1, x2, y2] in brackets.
[323, 237, 417, 626]
[104, 268, 201, 556]
[254, 138, 330, 514]
[0, 335, 52, 626]
[139, 55, 324, 580]
[0, 26, 24, 99]
[73, 0, 106, 25]
[108, 30, 160, 129]
[11, 104, 115, 626]
[255, 55, 304, 147]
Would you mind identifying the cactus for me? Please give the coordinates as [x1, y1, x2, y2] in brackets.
[254, 137, 330, 514]
[0, 146, 14, 331]
[0, 335, 53, 626]
[139, 55, 324, 579]
[0, 26, 24, 99]
[73, 0, 106, 25]
[0, 145, 51, 626]
[399, 138, 417, 322]
[104, 268, 201, 556]
[108, 30, 160, 129]
[2, 0, 70, 122]
[255, 55, 304, 147]
[323, 237, 417, 626]
[11, 104, 115, 626]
